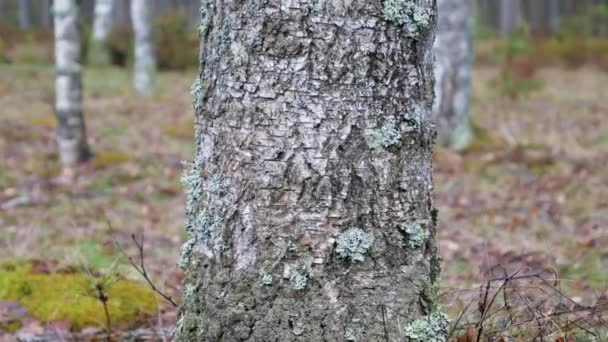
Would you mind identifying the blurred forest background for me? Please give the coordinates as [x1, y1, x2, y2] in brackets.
[0, 0, 607, 340]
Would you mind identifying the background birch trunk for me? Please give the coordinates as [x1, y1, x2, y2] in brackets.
[433, 0, 474, 150]
[500, 0, 522, 37]
[54, 0, 90, 166]
[17, 0, 30, 29]
[176, 0, 446, 340]
[90, 0, 114, 65]
[131, 0, 156, 96]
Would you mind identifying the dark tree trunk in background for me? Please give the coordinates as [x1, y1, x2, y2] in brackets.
[18, 0, 31, 29]
[500, 0, 521, 37]
[40, 0, 52, 27]
[433, 0, 474, 150]
[54, 0, 90, 165]
[176, 0, 447, 341]
[548, 0, 560, 34]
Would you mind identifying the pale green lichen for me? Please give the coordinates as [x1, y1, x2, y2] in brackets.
[368, 117, 401, 150]
[206, 173, 225, 194]
[382, 0, 432, 34]
[177, 238, 196, 269]
[181, 159, 203, 216]
[259, 271, 273, 286]
[230, 41, 249, 65]
[403, 312, 450, 342]
[400, 222, 429, 249]
[190, 77, 204, 111]
[188, 209, 223, 242]
[179, 159, 224, 269]
[335, 228, 374, 262]
[184, 283, 197, 297]
[344, 319, 363, 341]
[290, 269, 309, 290]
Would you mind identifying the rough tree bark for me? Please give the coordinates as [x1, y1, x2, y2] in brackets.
[176, 0, 447, 341]
[53, 0, 90, 166]
[131, 0, 156, 95]
[90, 0, 114, 65]
[433, 0, 473, 150]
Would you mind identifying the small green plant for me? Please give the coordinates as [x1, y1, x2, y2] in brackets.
[491, 27, 543, 99]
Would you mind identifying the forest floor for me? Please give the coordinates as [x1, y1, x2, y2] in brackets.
[0, 63, 607, 340]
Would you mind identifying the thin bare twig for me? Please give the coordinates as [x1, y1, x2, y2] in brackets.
[106, 219, 179, 308]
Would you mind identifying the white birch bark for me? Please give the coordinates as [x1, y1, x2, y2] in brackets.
[500, 0, 522, 37]
[18, 0, 31, 29]
[130, 0, 156, 96]
[90, 0, 114, 65]
[54, 0, 90, 165]
[433, 0, 474, 150]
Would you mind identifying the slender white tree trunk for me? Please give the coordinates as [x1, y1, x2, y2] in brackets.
[90, 0, 114, 65]
[433, 0, 474, 150]
[54, 0, 90, 166]
[548, 0, 560, 34]
[500, 0, 522, 37]
[131, 0, 156, 96]
[18, 0, 31, 29]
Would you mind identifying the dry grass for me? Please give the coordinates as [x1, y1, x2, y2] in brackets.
[0, 63, 607, 339]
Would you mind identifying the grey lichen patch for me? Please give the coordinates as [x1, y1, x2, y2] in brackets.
[400, 222, 429, 249]
[259, 270, 273, 286]
[181, 158, 203, 216]
[289, 269, 309, 290]
[344, 319, 363, 341]
[292, 322, 305, 336]
[177, 238, 196, 269]
[186, 209, 223, 249]
[403, 312, 450, 342]
[190, 77, 204, 112]
[367, 117, 401, 150]
[174, 311, 205, 340]
[205, 173, 225, 194]
[335, 228, 374, 262]
[230, 41, 249, 65]
[382, 0, 432, 34]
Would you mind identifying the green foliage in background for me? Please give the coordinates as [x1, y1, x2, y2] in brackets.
[561, 4, 608, 39]
[491, 27, 543, 99]
[106, 10, 198, 70]
[154, 10, 199, 70]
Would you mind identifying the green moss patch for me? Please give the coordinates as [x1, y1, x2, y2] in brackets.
[90, 151, 130, 170]
[0, 261, 158, 330]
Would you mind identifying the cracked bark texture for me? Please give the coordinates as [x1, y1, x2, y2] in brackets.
[177, 0, 441, 341]
[131, 0, 156, 95]
[432, 0, 473, 150]
[90, 0, 114, 65]
[54, 0, 90, 166]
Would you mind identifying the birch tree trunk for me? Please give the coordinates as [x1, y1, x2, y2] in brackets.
[131, 0, 156, 96]
[500, 0, 522, 37]
[54, 0, 90, 166]
[176, 1, 446, 341]
[433, 0, 474, 150]
[40, 0, 52, 28]
[18, 0, 31, 29]
[90, 0, 114, 65]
